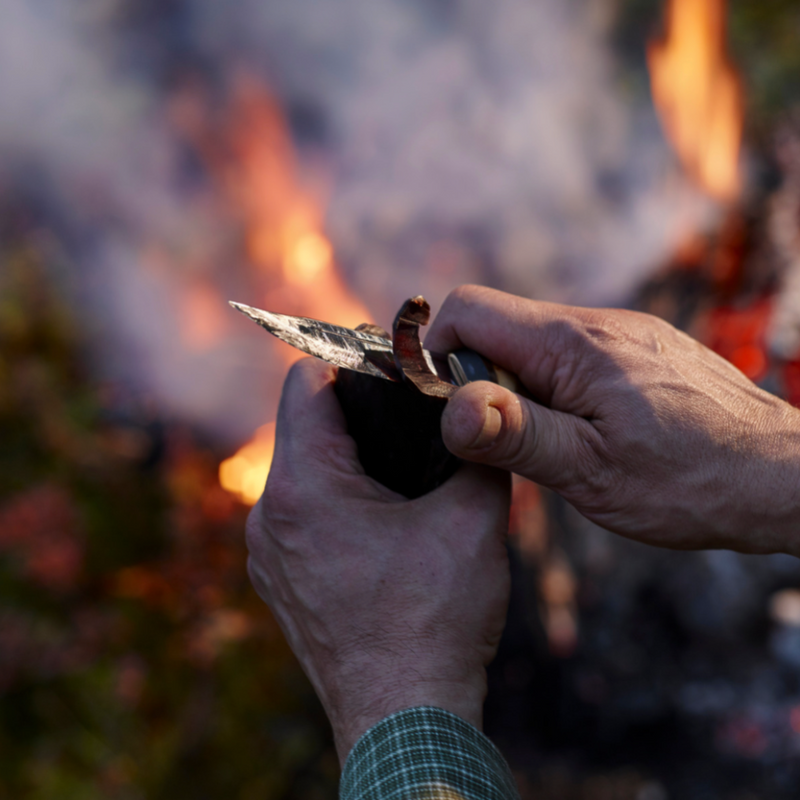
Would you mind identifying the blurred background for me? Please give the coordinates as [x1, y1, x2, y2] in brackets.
[1, 0, 800, 797]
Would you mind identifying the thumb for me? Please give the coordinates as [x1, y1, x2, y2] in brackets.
[441, 381, 601, 490]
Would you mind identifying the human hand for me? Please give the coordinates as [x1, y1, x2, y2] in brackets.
[425, 285, 800, 555]
[246, 358, 511, 764]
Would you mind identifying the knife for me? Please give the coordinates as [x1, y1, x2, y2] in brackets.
[228, 300, 523, 393]
[230, 297, 522, 498]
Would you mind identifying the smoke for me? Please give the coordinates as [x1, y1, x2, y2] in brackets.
[0, 0, 277, 441]
[0, 0, 708, 439]
[193, 0, 709, 312]
[0, 0, 178, 236]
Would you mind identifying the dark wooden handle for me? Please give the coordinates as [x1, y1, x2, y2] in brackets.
[448, 348, 528, 395]
[333, 368, 460, 499]
[333, 344, 527, 498]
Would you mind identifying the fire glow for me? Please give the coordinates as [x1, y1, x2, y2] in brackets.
[215, 76, 371, 332]
[214, 76, 371, 505]
[219, 423, 276, 506]
[648, 0, 743, 202]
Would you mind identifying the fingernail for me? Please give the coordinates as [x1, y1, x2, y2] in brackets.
[468, 405, 502, 449]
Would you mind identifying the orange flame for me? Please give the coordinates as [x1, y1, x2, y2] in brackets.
[648, 0, 743, 202]
[218, 423, 275, 506]
[199, 74, 371, 503]
[210, 74, 371, 336]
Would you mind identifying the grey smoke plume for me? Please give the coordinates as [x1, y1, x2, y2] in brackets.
[0, 0, 276, 440]
[194, 0, 710, 314]
[0, 0, 179, 236]
[0, 0, 709, 439]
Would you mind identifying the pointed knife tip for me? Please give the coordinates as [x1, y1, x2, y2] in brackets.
[228, 301, 280, 331]
[229, 300, 258, 320]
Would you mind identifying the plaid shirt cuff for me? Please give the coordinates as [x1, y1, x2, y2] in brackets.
[339, 706, 520, 800]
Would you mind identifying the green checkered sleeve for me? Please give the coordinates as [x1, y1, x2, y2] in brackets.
[339, 706, 520, 800]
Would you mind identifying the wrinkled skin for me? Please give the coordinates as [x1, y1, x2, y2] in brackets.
[426, 285, 800, 555]
[246, 358, 510, 763]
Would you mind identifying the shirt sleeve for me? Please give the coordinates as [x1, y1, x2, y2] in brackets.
[339, 706, 520, 800]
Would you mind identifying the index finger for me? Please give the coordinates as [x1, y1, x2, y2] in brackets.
[424, 285, 590, 404]
[271, 357, 360, 481]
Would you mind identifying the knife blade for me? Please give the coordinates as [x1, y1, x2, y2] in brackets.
[230, 300, 525, 396]
[229, 301, 394, 381]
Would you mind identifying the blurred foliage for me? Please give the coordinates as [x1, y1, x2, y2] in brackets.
[728, 1, 800, 135]
[613, 0, 800, 137]
[0, 247, 338, 799]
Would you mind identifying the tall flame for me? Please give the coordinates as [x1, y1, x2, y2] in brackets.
[202, 75, 372, 504]
[648, 0, 743, 202]
[211, 74, 371, 335]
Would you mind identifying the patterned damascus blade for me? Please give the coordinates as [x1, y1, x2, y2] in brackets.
[229, 301, 394, 381]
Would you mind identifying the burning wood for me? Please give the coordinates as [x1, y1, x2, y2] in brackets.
[640, 1, 800, 395]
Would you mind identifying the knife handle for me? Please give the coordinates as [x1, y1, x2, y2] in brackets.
[334, 367, 459, 499]
[334, 347, 525, 499]
[447, 348, 526, 395]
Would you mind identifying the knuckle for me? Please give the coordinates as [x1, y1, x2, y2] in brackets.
[246, 477, 311, 562]
[444, 284, 492, 314]
[246, 556, 274, 605]
[449, 283, 482, 304]
[259, 468, 324, 545]
[498, 398, 540, 472]
[580, 309, 630, 345]
[282, 356, 335, 403]
[261, 472, 304, 524]
[581, 308, 669, 356]
[284, 356, 316, 386]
